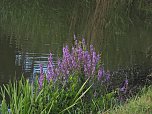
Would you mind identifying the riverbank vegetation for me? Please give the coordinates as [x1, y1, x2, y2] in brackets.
[0, 0, 152, 113]
[1, 77, 152, 114]
[0, 38, 152, 113]
[106, 86, 152, 114]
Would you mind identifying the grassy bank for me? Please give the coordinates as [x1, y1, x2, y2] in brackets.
[106, 86, 152, 114]
[0, 78, 151, 114]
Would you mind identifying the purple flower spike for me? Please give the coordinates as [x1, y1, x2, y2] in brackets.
[47, 53, 55, 81]
[77, 47, 83, 61]
[40, 64, 43, 75]
[120, 86, 125, 92]
[125, 79, 128, 85]
[90, 45, 94, 54]
[39, 38, 104, 87]
[98, 68, 103, 80]
[92, 52, 97, 64]
[39, 64, 44, 88]
[105, 71, 110, 81]
[120, 79, 128, 93]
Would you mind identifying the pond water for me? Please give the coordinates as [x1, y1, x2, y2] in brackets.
[0, 1, 152, 85]
[0, 27, 151, 85]
[0, 36, 60, 85]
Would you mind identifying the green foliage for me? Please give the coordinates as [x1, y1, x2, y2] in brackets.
[0, 72, 118, 114]
[4, 77, 151, 114]
[0, 75, 91, 113]
[106, 86, 152, 114]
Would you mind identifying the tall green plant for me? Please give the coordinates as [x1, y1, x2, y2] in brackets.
[0, 74, 93, 114]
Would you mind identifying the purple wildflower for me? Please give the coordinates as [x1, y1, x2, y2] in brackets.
[39, 64, 44, 88]
[92, 52, 97, 64]
[90, 45, 94, 55]
[105, 71, 110, 81]
[120, 79, 128, 93]
[47, 53, 55, 81]
[71, 55, 77, 69]
[39, 38, 104, 87]
[92, 52, 97, 75]
[83, 51, 89, 63]
[77, 46, 83, 61]
[98, 68, 104, 80]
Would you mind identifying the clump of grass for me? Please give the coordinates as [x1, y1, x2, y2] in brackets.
[0, 73, 118, 113]
[105, 86, 152, 114]
[0, 75, 93, 114]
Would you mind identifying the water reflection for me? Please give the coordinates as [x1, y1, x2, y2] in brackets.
[0, 35, 58, 85]
[0, 34, 152, 85]
[16, 52, 57, 80]
[0, 34, 16, 85]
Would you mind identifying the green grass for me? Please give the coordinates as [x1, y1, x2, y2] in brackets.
[1, 76, 152, 114]
[0, 73, 117, 114]
[104, 86, 152, 114]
